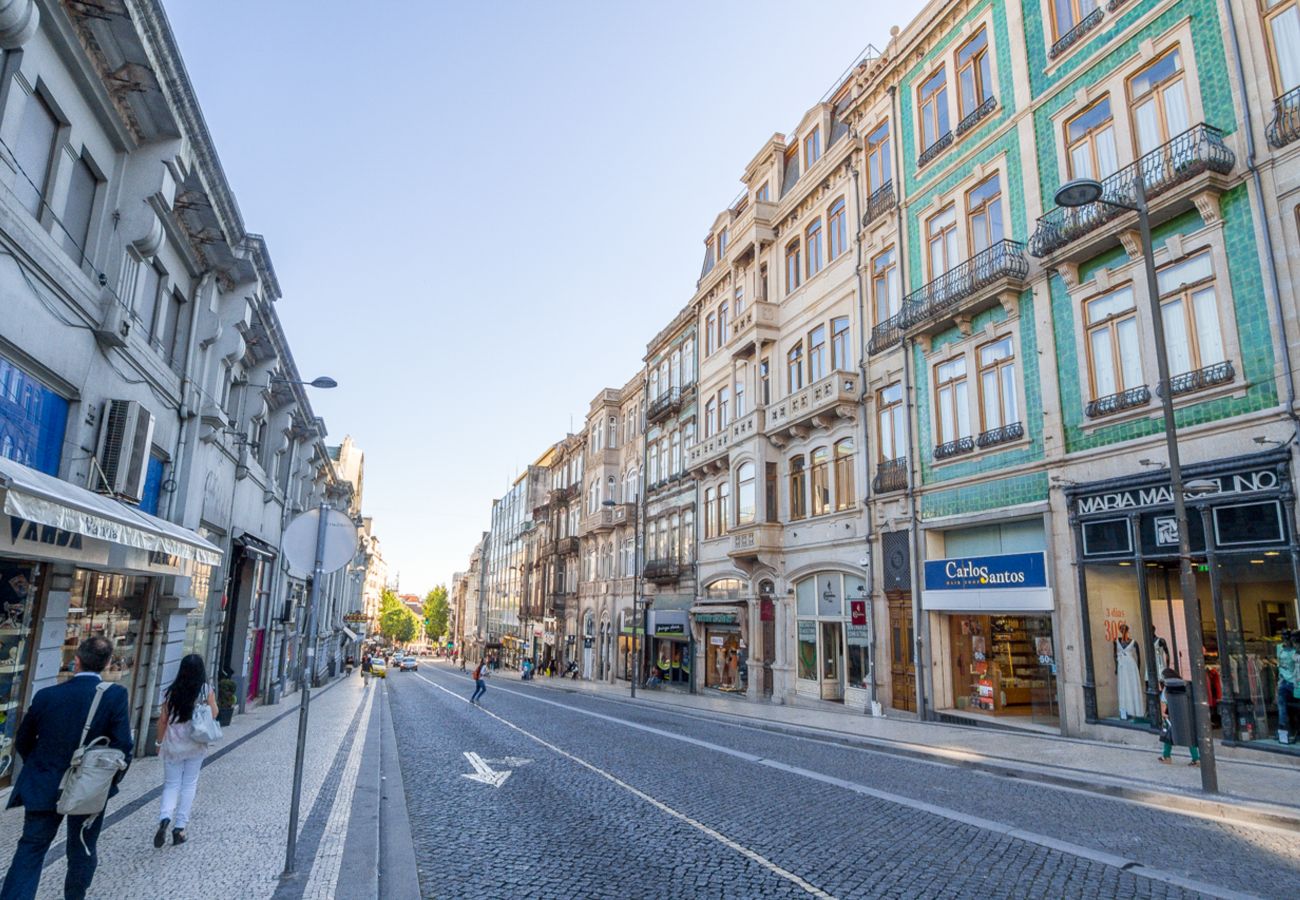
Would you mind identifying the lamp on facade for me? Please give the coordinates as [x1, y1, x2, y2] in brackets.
[1055, 174, 1219, 793]
[271, 375, 338, 389]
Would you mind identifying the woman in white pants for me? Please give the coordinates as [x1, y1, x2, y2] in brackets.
[153, 654, 217, 847]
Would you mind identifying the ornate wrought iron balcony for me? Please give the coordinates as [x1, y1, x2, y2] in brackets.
[976, 421, 1024, 449]
[872, 457, 908, 494]
[862, 180, 896, 226]
[1029, 124, 1235, 259]
[1048, 7, 1103, 59]
[899, 239, 1028, 334]
[1084, 385, 1150, 418]
[646, 387, 682, 424]
[1156, 360, 1234, 398]
[1267, 86, 1300, 149]
[934, 436, 975, 461]
[918, 131, 954, 168]
[955, 96, 997, 137]
[868, 312, 904, 355]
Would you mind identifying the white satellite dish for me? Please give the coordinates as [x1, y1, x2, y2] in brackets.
[282, 507, 358, 577]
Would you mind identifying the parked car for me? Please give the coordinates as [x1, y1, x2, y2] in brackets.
[400, 655, 419, 672]
[371, 658, 387, 678]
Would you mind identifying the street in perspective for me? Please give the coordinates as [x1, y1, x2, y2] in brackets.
[1, 0, 1300, 897]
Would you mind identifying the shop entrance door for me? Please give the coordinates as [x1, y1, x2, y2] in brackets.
[819, 621, 844, 701]
[889, 596, 916, 712]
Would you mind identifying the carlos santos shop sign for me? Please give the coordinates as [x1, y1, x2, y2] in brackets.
[922, 552, 1052, 612]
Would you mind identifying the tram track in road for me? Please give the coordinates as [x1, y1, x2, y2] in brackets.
[407, 667, 1260, 900]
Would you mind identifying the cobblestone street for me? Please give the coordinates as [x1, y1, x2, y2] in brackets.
[391, 663, 1300, 899]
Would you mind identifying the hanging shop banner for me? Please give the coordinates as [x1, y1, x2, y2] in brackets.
[850, 599, 867, 626]
[922, 552, 1052, 612]
[1, 513, 110, 567]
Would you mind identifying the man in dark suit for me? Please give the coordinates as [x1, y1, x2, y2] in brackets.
[0, 636, 133, 900]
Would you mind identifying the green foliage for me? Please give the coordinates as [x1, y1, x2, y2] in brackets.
[422, 585, 449, 641]
[379, 587, 402, 616]
[217, 678, 237, 708]
[379, 604, 417, 643]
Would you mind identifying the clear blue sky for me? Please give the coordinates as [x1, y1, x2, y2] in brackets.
[163, 0, 926, 593]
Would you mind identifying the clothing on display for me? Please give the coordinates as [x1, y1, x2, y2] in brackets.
[1115, 637, 1145, 720]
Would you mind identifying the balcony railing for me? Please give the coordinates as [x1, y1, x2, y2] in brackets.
[1267, 86, 1300, 149]
[1029, 124, 1235, 258]
[548, 483, 578, 506]
[872, 457, 908, 493]
[729, 301, 779, 352]
[555, 536, 579, 555]
[766, 371, 859, 436]
[898, 239, 1028, 333]
[728, 523, 782, 559]
[976, 421, 1024, 449]
[1085, 385, 1150, 419]
[933, 436, 975, 461]
[862, 180, 896, 226]
[868, 312, 905, 355]
[643, 558, 682, 583]
[1048, 7, 1103, 59]
[646, 388, 682, 424]
[918, 131, 954, 168]
[955, 96, 997, 137]
[1156, 360, 1234, 398]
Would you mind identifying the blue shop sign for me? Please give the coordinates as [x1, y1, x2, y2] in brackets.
[924, 552, 1048, 591]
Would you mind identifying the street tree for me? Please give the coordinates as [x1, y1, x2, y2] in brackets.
[423, 585, 449, 642]
[380, 605, 417, 644]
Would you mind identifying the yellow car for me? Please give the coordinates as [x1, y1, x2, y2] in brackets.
[370, 658, 387, 678]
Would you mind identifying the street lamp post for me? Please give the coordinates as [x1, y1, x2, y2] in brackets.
[1054, 176, 1218, 793]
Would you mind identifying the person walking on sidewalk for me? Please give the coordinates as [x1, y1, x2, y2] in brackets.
[361, 653, 372, 682]
[470, 659, 489, 704]
[0, 636, 133, 900]
[153, 654, 218, 847]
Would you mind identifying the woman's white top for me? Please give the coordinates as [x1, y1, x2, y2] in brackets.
[160, 685, 211, 762]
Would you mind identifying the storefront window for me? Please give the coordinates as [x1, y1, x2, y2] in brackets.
[0, 560, 39, 786]
[1084, 562, 1154, 722]
[62, 571, 149, 685]
[797, 620, 817, 680]
[184, 563, 214, 662]
[950, 613, 1057, 722]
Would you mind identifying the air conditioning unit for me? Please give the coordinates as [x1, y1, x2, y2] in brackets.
[94, 400, 155, 502]
[92, 293, 133, 350]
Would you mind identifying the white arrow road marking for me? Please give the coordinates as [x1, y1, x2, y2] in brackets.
[462, 751, 512, 787]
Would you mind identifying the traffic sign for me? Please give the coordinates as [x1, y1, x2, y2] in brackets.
[283, 507, 358, 576]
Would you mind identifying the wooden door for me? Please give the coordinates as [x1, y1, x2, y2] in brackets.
[888, 595, 916, 712]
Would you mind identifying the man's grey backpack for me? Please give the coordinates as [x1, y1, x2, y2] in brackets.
[57, 681, 127, 816]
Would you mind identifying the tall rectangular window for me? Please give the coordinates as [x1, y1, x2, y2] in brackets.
[718, 387, 730, 428]
[833, 439, 855, 511]
[872, 247, 900, 323]
[1085, 285, 1143, 399]
[1129, 49, 1190, 156]
[137, 262, 164, 343]
[977, 336, 1018, 431]
[919, 67, 950, 151]
[1158, 251, 1224, 377]
[670, 350, 681, 389]
[1066, 97, 1119, 180]
[956, 27, 992, 118]
[759, 358, 770, 406]
[807, 325, 827, 382]
[966, 174, 1003, 255]
[705, 314, 716, 355]
[61, 154, 98, 264]
[804, 127, 821, 166]
[733, 283, 745, 319]
[866, 121, 891, 193]
[787, 342, 804, 392]
[805, 218, 824, 278]
[810, 447, 830, 516]
[15, 92, 59, 218]
[737, 462, 756, 525]
[0, 353, 69, 476]
[718, 302, 729, 349]
[935, 356, 971, 444]
[1265, 0, 1300, 94]
[786, 240, 802, 294]
[164, 288, 189, 373]
[756, 182, 770, 202]
[878, 384, 905, 461]
[705, 398, 717, 437]
[789, 455, 807, 521]
[735, 366, 747, 418]
[926, 206, 958, 279]
[827, 198, 846, 260]
[703, 488, 716, 539]
[1051, 0, 1099, 43]
[682, 338, 695, 383]
[830, 316, 850, 371]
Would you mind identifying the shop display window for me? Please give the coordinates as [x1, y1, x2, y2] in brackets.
[950, 613, 1056, 722]
[0, 561, 39, 787]
[847, 624, 870, 689]
[797, 620, 817, 680]
[62, 571, 148, 684]
[1084, 563, 1152, 722]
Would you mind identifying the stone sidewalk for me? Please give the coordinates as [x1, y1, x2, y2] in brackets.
[453, 661, 1300, 828]
[0, 672, 406, 900]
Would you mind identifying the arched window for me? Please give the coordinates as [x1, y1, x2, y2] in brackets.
[650, 369, 661, 400]
[607, 415, 617, 448]
[834, 438, 855, 511]
[810, 446, 831, 516]
[736, 462, 756, 525]
[789, 455, 807, 521]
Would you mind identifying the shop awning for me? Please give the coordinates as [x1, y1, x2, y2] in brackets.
[341, 626, 359, 641]
[0, 455, 223, 567]
[236, 532, 277, 560]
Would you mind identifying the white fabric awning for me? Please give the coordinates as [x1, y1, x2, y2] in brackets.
[0, 455, 223, 567]
[341, 626, 359, 641]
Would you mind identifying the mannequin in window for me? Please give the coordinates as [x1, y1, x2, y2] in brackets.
[1151, 628, 1171, 679]
[1114, 623, 1144, 720]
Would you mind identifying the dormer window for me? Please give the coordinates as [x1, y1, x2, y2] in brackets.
[756, 182, 770, 202]
[717, 228, 729, 258]
[804, 127, 821, 166]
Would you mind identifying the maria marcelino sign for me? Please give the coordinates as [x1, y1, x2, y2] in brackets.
[921, 552, 1052, 613]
